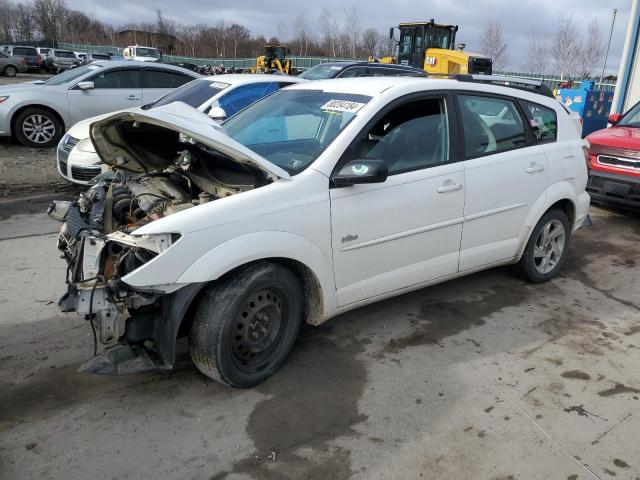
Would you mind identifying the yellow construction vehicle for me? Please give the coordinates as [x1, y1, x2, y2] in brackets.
[252, 45, 292, 75]
[372, 20, 492, 76]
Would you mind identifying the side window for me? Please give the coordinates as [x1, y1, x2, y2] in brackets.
[457, 95, 526, 157]
[217, 82, 279, 116]
[522, 101, 557, 143]
[339, 67, 369, 78]
[355, 97, 450, 175]
[89, 69, 141, 89]
[233, 114, 321, 145]
[143, 70, 192, 89]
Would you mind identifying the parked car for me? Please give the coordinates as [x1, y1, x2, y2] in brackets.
[0, 52, 28, 77]
[2, 46, 40, 71]
[57, 74, 306, 184]
[36, 47, 50, 68]
[298, 61, 427, 79]
[586, 104, 640, 210]
[44, 49, 79, 72]
[48, 75, 590, 387]
[167, 62, 200, 72]
[0, 61, 199, 147]
[122, 45, 161, 62]
[75, 52, 87, 62]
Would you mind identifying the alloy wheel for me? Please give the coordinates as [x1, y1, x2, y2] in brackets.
[22, 114, 56, 144]
[533, 219, 566, 274]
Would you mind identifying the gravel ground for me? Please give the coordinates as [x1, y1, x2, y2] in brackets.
[0, 73, 65, 197]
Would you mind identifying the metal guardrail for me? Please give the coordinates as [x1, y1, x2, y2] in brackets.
[496, 71, 617, 93]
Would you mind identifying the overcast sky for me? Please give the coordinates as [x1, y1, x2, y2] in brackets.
[66, 0, 632, 72]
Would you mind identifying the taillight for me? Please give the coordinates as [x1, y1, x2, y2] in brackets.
[20, 57, 26, 64]
[582, 141, 590, 171]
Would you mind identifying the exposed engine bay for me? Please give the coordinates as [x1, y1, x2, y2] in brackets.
[48, 119, 272, 373]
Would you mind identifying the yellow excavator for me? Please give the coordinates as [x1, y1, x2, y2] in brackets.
[372, 20, 492, 76]
[252, 45, 293, 75]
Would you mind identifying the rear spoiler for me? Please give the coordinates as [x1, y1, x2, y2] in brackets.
[454, 74, 555, 98]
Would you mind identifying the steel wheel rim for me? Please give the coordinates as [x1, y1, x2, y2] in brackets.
[22, 114, 56, 143]
[5, 66, 17, 77]
[231, 288, 286, 373]
[533, 219, 566, 274]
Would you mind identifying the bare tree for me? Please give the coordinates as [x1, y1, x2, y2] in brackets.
[576, 19, 603, 79]
[551, 16, 581, 78]
[33, 0, 66, 42]
[293, 12, 313, 56]
[522, 31, 547, 74]
[343, 7, 361, 58]
[361, 28, 378, 57]
[318, 8, 338, 57]
[480, 21, 508, 72]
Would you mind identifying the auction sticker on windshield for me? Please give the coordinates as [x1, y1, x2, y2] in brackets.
[210, 82, 230, 89]
[321, 99, 366, 114]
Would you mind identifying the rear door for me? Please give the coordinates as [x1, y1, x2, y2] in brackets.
[456, 93, 548, 270]
[67, 68, 142, 124]
[141, 68, 194, 103]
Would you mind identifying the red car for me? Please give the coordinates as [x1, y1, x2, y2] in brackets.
[586, 106, 640, 209]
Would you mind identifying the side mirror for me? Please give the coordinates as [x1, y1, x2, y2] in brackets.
[77, 81, 94, 90]
[331, 159, 388, 187]
[608, 113, 622, 125]
[208, 106, 227, 122]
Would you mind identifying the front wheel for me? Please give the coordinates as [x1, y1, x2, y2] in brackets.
[189, 262, 303, 387]
[516, 209, 571, 283]
[14, 107, 63, 147]
[3, 65, 18, 77]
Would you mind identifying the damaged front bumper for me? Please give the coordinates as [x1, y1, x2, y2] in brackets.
[50, 198, 203, 375]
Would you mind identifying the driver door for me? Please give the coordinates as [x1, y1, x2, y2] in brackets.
[330, 95, 465, 307]
[67, 68, 142, 125]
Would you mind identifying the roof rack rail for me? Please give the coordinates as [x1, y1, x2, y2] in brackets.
[454, 74, 555, 98]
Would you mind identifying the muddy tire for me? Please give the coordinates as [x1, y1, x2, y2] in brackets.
[3, 65, 18, 77]
[516, 209, 571, 283]
[14, 107, 63, 147]
[189, 262, 303, 388]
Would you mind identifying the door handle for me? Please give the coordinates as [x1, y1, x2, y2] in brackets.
[437, 183, 462, 193]
[526, 163, 545, 173]
[126, 95, 140, 100]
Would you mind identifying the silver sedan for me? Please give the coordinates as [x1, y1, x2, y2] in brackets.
[0, 61, 199, 147]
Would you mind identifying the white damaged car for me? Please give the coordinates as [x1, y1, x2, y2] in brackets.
[49, 76, 590, 387]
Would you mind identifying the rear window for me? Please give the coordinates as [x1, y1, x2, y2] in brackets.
[149, 79, 227, 109]
[13, 47, 37, 56]
[522, 101, 557, 143]
[91, 53, 110, 60]
[55, 50, 77, 58]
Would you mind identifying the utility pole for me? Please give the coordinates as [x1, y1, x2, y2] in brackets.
[599, 9, 617, 88]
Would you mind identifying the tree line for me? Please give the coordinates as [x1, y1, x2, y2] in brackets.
[0, 0, 394, 59]
[0, 0, 610, 78]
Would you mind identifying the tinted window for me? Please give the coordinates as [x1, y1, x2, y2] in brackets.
[355, 97, 449, 175]
[54, 50, 76, 58]
[143, 69, 192, 88]
[523, 101, 557, 143]
[338, 67, 369, 78]
[151, 79, 227, 109]
[217, 82, 279, 116]
[91, 53, 110, 60]
[457, 95, 526, 157]
[618, 101, 640, 127]
[14, 47, 37, 56]
[298, 64, 343, 79]
[89, 69, 141, 89]
[44, 64, 103, 85]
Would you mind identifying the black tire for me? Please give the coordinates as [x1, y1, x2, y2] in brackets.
[189, 262, 303, 387]
[13, 107, 63, 148]
[3, 65, 17, 77]
[516, 208, 571, 283]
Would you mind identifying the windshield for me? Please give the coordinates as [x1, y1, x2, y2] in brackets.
[298, 64, 343, 80]
[617, 102, 640, 127]
[136, 47, 160, 58]
[43, 64, 103, 85]
[149, 79, 227, 109]
[224, 89, 371, 174]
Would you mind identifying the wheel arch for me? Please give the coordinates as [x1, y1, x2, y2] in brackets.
[516, 183, 578, 260]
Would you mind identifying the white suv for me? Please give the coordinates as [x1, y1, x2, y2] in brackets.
[49, 75, 590, 387]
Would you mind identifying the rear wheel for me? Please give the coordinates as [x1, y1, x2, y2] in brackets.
[3, 65, 17, 77]
[14, 107, 63, 147]
[516, 209, 571, 283]
[189, 262, 303, 387]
